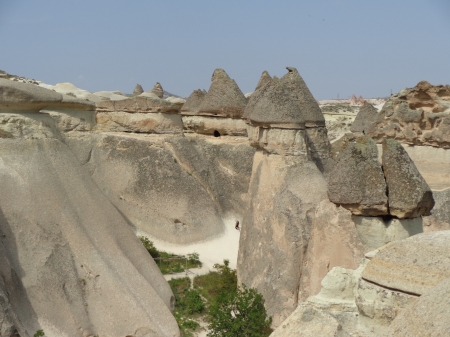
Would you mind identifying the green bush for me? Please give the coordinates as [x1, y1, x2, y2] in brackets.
[139, 236, 159, 258]
[207, 284, 272, 337]
[34, 330, 45, 337]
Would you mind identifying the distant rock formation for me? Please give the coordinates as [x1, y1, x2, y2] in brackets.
[148, 82, 164, 98]
[367, 81, 450, 147]
[255, 70, 272, 91]
[350, 101, 378, 134]
[181, 89, 207, 115]
[198, 68, 247, 118]
[132, 83, 144, 96]
[328, 135, 434, 218]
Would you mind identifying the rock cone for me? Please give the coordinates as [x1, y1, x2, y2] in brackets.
[198, 68, 247, 118]
[328, 136, 388, 216]
[255, 70, 272, 92]
[132, 83, 144, 96]
[280, 67, 325, 127]
[382, 139, 434, 218]
[350, 101, 379, 134]
[149, 82, 164, 98]
[181, 89, 207, 114]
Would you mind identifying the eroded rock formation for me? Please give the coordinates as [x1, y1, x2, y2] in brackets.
[149, 82, 164, 98]
[350, 101, 378, 134]
[132, 83, 144, 96]
[368, 81, 450, 147]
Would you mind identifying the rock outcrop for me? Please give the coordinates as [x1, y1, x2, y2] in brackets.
[367, 81, 450, 147]
[382, 139, 434, 218]
[328, 136, 388, 216]
[149, 82, 164, 98]
[132, 83, 144, 96]
[255, 70, 272, 91]
[198, 68, 247, 118]
[0, 80, 180, 336]
[280, 67, 332, 173]
[180, 89, 207, 115]
[350, 101, 379, 134]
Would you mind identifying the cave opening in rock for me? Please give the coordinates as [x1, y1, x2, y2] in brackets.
[213, 130, 221, 137]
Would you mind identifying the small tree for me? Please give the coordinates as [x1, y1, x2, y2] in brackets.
[207, 284, 272, 337]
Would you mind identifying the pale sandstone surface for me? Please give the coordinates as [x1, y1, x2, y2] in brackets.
[382, 139, 434, 218]
[368, 81, 450, 148]
[237, 151, 328, 327]
[96, 111, 184, 134]
[0, 133, 179, 336]
[328, 136, 388, 216]
[198, 69, 247, 118]
[362, 231, 450, 296]
[92, 90, 128, 101]
[182, 116, 247, 136]
[64, 132, 255, 244]
[96, 95, 179, 114]
[387, 276, 450, 337]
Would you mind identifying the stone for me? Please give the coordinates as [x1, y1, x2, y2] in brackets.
[96, 96, 179, 114]
[255, 70, 272, 91]
[280, 67, 325, 127]
[181, 89, 207, 115]
[382, 139, 434, 218]
[96, 111, 184, 134]
[237, 152, 328, 327]
[182, 116, 247, 136]
[362, 231, 450, 296]
[133, 83, 144, 96]
[149, 82, 164, 99]
[165, 96, 186, 109]
[367, 81, 450, 148]
[387, 276, 450, 337]
[353, 216, 423, 251]
[328, 136, 388, 216]
[350, 101, 379, 134]
[198, 69, 247, 118]
[92, 91, 128, 101]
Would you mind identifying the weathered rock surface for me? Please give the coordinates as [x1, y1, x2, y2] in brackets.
[350, 101, 379, 134]
[65, 132, 255, 244]
[387, 276, 450, 337]
[165, 96, 186, 108]
[255, 70, 272, 92]
[198, 69, 247, 118]
[280, 67, 325, 127]
[180, 89, 207, 115]
[96, 95, 180, 114]
[328, 136, 388, 216]
[382, 139, 434, 218]
[362, 231, 450, 296]
[0, 125, 179, 336]
[96, 111, 184, 134]
[182, 116, 247, 136]
[149, 82, 164, 99]
[133, 83, 144, 96]
[423, 188, 450, 232]
[237, 152, 328, 327]
[367, 81, 450, 148]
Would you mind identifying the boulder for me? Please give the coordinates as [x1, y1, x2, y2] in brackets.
[280, 67, 325, 127]
[133, 83, 144, 96]
[198, 69, 247, 118]
[149, 82, 164, 98]
[367, 81, 450, 148]
[387, 276, 450, 337]
[382, 139, 434, 218]
[350, 101, 379, 134]
[328, 136, 388, 216]
[362, 231, 450, 296]
[180, 89, 207, 115]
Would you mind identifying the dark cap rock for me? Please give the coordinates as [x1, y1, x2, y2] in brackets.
[350, 102, 379, 134]
[197, 68, 247, 118]
[255, 70, 272, 92]
[180, 89, 207, 115]
[280, 67, 325, 127]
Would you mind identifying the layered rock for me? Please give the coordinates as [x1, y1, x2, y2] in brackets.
[280, 67, 332, 173]
[328, 136, 388, 216]
[95, 95, 183, 134]
[0, 80, 180, 336]
[149, 82, 164, 98]
[367, 81, 450, 147]
[350, 101, 379, 134]
[182, 69, 248, 136]
[133, 83, 144, 96]
[382, 139, 434, 218]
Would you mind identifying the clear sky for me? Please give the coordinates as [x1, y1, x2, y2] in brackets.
[1, 0, 449, 99]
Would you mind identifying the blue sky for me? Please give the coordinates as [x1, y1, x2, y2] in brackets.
[1, 0, 449, 99]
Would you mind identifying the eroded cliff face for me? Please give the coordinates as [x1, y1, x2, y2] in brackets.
[64, 132, 255, 244]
